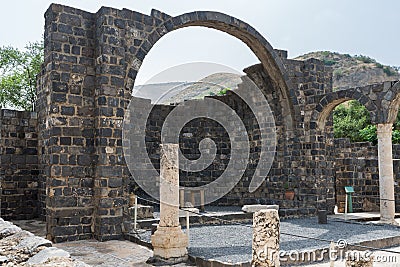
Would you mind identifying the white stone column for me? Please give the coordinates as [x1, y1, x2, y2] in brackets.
[377, 124, 397, 224]
[151, 144, 188, 263]
[252, 209, 280, 267]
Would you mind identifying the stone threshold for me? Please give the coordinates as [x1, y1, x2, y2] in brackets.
[136, 212, 253, 229]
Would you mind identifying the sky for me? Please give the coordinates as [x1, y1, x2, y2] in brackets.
[1, 0, 399, 84]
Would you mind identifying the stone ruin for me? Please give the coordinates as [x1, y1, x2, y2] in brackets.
[0, 3, 399, 242]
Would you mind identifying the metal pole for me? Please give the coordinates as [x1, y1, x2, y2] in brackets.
[186, 210, 190, 241]
[134, 195, 138, 231]
[344, 194, 348, 221]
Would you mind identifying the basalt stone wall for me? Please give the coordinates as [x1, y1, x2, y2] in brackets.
[38, 4, 97, 242]
[334, 138, 400, 212]
[138, 55, 334, 217]
[35, 2, 340, 242]
[0, 109, 38, 220]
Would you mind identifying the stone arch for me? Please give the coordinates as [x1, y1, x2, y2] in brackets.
[384, 81, 400, 124]
[124, 9, 295, 129]
[313, 88, 378, 131]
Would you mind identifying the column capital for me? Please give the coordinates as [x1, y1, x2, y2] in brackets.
[377, 123, 393, 134]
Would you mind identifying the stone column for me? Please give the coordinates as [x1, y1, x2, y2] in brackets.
[252, 209, 280, 267]
[377, 124, 397, 224]
[151, 144, 188, 263]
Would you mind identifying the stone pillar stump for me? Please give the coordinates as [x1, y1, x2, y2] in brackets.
[345, 251, 374, 267]
[252, 209, 280, 267]
[151, 144, 188, 263]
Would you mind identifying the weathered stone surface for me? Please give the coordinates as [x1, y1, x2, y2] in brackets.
[15, 236, 52, 252]
[0, 219, 22, 238]
[0, 218, 88, 266]
[345, 250, 374, 267]
[377, 124, 397, 224]
[252, 209, 280, 267]
[27, 247, 70, 265]
[0, 256, 8, 264]
[151, 143, 188, 262]
[242, 205, 279, 213]
[179, 207, 200, 217]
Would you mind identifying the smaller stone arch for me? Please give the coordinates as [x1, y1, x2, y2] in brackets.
[313, 87, 378, 131]
[383, 81, 400, 124]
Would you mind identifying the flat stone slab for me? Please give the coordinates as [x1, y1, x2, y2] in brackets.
[179, 207, 200, 217]
[15, 236, 52, 252]
[27, 247, 70, 265]
[0, 219, 87, 266]
[241, 204, 279, 213]
[0, 218, 22, 238]
[0, 256, 8, 264]
[0, 230, 33, 248]
[55, 239, 153, 266]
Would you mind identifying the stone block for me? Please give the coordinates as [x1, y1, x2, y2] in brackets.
[27, 247, 70, 265]
[0, 219, 22, 238]
[242, 205, 279, 213]
[345, 250, 373, 267]
[15, 236, 52, 252]
[179, 207, 199, 217]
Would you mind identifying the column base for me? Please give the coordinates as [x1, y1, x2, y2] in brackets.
[151, 226, 188, 262]
[379, 218, 399, 226]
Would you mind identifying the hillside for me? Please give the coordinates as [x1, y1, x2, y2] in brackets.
[133, 52, 400, 104]
[133, 73, 242, 104]
[159, 73, 241, 104]
[295, 51, 400, 90]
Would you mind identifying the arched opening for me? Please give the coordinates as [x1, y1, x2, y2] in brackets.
[126, 11, 295, 129]
[319, 98, 378, 213]
[386, 81, 400, 216]
[133, 27, 258, 102]
[128, 22, 280, 206]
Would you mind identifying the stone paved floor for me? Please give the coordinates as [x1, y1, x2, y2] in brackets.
[12, 220, 191, 266]
[55, 239, 153, 267]
[300, 246, 400, 267]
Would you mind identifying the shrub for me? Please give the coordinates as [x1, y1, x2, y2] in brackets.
[383, 66, 397, 76]
[354, 55, 376, 64]
[323, 59, 336, 66]
[217, 87, 231, 96]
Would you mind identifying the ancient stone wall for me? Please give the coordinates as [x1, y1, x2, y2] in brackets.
[0, 110, 38, 220]
[1, 3, 398, 243]
[37, 4, 97, 242]
[32, 3, 337, 241]
[334, 138, 400, 212]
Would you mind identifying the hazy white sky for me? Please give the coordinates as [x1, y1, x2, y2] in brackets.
[1, 0, 399, 84]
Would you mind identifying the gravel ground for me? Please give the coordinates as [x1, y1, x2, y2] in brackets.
[136, 217, 400, 263]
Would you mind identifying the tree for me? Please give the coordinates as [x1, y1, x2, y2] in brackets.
[333, 100, 400, 144]
[0, 41, 44, 111]
[333, 100, 371, 142]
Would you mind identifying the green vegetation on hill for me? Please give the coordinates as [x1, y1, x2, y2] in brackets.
[298, 51, 400, 144]
[296, 51, 400, 90]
